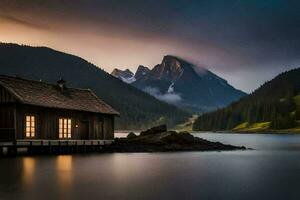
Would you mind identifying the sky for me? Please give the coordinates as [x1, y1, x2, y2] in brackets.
[0, 0, 299, 92]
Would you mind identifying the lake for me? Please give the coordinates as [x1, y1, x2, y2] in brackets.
[1, 132, 300, 200]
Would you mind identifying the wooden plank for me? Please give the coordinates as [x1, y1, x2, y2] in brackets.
[16, 141, 28, 146]
[0, 142, 14, 146]
[14, 139, 114, 146]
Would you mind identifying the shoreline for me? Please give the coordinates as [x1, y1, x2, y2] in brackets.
[117, 130, 300, 135]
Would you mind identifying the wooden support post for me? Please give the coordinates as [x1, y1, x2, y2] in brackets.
[7, 146, 16, 156]
[49, 141, 52, 154]
[29, 141, 32, 154]
[41, 140, 44, 154]
[11, 139, 17, 156]
[75, 141, 78, 153]
[59, 141, 61, 154]
[14, 146, 17, 155]
[84, 141, 86, 153]
[7, 147, 11, 155]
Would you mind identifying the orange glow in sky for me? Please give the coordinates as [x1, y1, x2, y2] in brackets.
[1, 0, 299, 93]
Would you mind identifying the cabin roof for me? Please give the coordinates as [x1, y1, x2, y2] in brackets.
[0, 75, 119, 115]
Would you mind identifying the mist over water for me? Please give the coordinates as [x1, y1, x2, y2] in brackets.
[1, 133, 300, 200]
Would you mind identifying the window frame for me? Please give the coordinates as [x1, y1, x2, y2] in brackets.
[58, 117, 72, 139]
[24, 115, 36, 139]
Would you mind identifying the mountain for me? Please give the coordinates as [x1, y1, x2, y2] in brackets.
[111, 68, 136, 83]
[193, 68, 300, 132]
[131, 55, 246, 112]
[134, 65, 151, 80]
[0, 43, 190, 129]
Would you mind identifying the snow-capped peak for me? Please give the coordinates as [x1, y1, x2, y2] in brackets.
[111, 68, 136, 84]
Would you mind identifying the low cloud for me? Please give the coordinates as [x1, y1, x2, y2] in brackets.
[143, 86, 182, 104]
[0, 14, 47, 30]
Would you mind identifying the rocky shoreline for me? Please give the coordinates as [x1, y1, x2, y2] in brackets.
[107, 125, 247, 152]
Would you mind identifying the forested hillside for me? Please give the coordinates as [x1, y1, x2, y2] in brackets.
[193, 68, 300, 131]
[0, 43, 189, 129]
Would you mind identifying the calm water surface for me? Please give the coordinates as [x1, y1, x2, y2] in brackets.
[1, 132, 300, 200]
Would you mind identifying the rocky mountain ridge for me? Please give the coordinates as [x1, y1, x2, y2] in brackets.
[111, 55, 246, 112]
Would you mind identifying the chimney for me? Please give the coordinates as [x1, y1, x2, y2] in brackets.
[57, 78, 66, 90]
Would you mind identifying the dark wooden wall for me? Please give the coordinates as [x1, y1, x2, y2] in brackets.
[103, 115, 114, 140]
[0, 86, 16, 141]
[0, 105, 15, 141]
[15, 105, 115, 140]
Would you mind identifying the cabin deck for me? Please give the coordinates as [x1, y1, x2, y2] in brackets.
[0, 139, 114, 155]
[0, 139, 114, 146]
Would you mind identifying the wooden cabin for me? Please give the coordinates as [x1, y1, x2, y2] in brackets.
[0, 75, 119, 144]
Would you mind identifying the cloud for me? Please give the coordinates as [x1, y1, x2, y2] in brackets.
[0, 14, 47, 30]
[158, 93, 182, 104]
[143, 86, 182, 104]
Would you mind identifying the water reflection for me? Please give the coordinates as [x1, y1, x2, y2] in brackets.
[56, 155, 73, 188]
[3, 134, 300, 200]
[22, 157, 36, 189]
[57, 155, 73, 171]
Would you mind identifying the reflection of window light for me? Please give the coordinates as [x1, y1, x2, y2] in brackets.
[22, 157, 36, 187]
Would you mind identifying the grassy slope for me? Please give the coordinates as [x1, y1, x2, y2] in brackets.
[176, 114, 198, 132]
[233, 122, 271, 133]
[232, 94, 300, 133]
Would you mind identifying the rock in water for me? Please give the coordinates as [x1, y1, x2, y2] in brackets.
[127, 132, 137, 139]
[140, 124, 167, 136]
[108, 126, 247, 152]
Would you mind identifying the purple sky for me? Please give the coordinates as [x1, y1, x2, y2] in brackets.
[0, 0, 300, 92]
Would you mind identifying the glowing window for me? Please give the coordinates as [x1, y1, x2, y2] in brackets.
[59, 118, 72, 139]
[25, 115, 35, 138]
